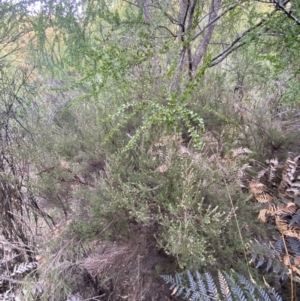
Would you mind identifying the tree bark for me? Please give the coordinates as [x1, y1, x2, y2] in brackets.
[192, 0, 221, 72]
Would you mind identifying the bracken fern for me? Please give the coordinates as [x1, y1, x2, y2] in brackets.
[161, 270, 283, 301]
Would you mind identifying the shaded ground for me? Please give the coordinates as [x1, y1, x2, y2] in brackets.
[80, 229, 178, 301]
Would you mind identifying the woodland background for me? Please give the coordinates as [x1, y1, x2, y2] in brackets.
[0, 0, 300, 300]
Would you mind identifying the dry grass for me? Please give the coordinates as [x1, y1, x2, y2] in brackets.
[80, 232, 175, 301]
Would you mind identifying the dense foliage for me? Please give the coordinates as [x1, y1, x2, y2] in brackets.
[0, 0, 300, 300]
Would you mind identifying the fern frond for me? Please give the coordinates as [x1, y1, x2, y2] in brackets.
[254, 255, 265, 269]
[249, 181, 273, 203]
[10, 262, 38, 277]
[160, 274, 173, 284]
[266, 258, 274, 272]
[257, 168, 268, 181]
[249, 240, 287, 276]
[274, 236, 285, 254]
[161, 270, 282, 301]
[269, 288, 283, 301]
[286, 237, 300, 256]
[257, 287, 272, 301]
[161, 272, 186, 298]
[293, 196, 300, 206]
[224, 272, 247, 301]
[232, 148, 252, 158]
[188, 270, 203, 301]
[290, 209, 300, 226]
[269, 164, 277, 183]
[205, 272, 218, 298]
[236, 274, 256, 299]
[188, 270, 197, 291]
[238, 163, 252, 189]
[195, 270, 210, 301]
[249, 241, 277, 269]
[279, 155, 300, 195]
[218, 271, 233, 301]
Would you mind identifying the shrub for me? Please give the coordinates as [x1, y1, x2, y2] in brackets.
[72, 131, 267, 272]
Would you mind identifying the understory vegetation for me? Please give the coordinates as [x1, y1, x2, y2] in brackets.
[0, 0, 300, 300]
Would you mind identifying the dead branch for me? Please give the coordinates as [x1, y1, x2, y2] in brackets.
[272, 0, 300, 25]
[192, 1, 240, 42]
[209, 10, 276, 67]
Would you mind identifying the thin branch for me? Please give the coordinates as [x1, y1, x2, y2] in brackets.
[156, 25, 177, 38]
[142, 0, 151, 23]
[169, 47, 187, 93]
[187, 0, 197, 31]
[0, 275, 29, 284]
[209, 40, 247, 67]
[272, 0, 300, 25]
[192, 1, 240, 41]
[209, 10, 277, 67]
[179, 0, 190, 41]
[155, 2, 180, 25]
[186, 0, 197, 78]
[122, 0, 139, 8]
[170, 0, 191, 90]
[192, 0, 221, 71]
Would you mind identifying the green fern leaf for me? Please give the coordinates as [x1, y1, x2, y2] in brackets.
[269, 288, 283, 301]
[237, 274, 255, 296]
[224, 272, 247, 301]
[205, 272, 218, 298]
[257, 288, 271, 301]
[195, 270, 207, 292]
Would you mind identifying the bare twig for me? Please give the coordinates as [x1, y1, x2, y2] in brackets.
[209, 10, 276, 67]
[192, 1, 240, 42]
[272, 0, 300, 25]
